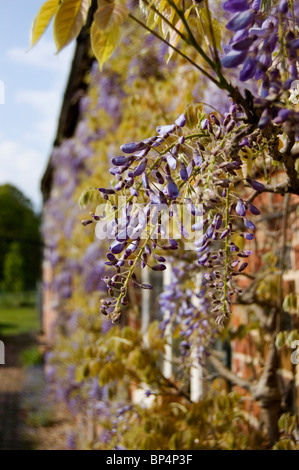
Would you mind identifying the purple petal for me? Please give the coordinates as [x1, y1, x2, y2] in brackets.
[244, 218, 256, 230]
[179, 162, 189, 181]
[130, 187, 139, 197]
[221, 50, 247, 68]
[114, 181, 124, 191]
[107, 253, 117, 263]
[278, 0, 288, 13]
[239, 56, 257, 81]
[112, 156, 131, 166]
[193, 150, 203, 166]
[152, 264, 167, 271]
[238, 250, 253, 257]
[141, 283, 153, 289]
[109, 240, 126, 254]
[192, 221, 204, 231]
[169, 238, 178, 248]
[175, 114, 186, 127]
[156, 124, 175, 135]
[232, 36, 256, 51]
[289, 39, 299, 49]
[247, 203, 260, 215]
[196, 242, 209, 253]
[187, 160, 195, 178]
[230, 243, 240, 252]
[244, 232, 254, 240]
[251, 0, 261, 11]
[194, 234, 207, 247]
[236, 198, 246, 216]
[142, 173, 150, 189]
[133, 158, 147, 176]
[220, 228, 230, 239]
[206, 226, 214, 239]
[238, 262, 248, 272]
[154, 171, 164, 184]
[246, 177, 265, 191]
[226, 10, 255, 32]
[223, 0, 249, 12]
[120, 142, 147, 154]
[167, 153, 177, 170]
[167, 179, 179, 199]
[201, 118, 209, 130]
[198, 253, 209, 265]
[213, 214, 222, 230]
[153, 254, 166, 262]
[98, 187, 116, 195]
[231, 260, 240, 268]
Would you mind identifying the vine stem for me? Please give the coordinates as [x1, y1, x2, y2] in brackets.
[222, 185, 230, 319]
[276, 193, 290, 334]
[140, 0, 191, 46]
[203, 0, 221, 73]
[128, 12, 220, 86]
[95, 132, 207, 224]
[114, 230, 154, 312]
[166, 0, 214, 69]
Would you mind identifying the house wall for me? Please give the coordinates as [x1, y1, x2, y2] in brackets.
[42, 260, 57, 343]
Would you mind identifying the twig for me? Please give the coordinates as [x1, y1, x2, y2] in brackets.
[128, 12, 220, 85]
[208, 352, 252, 392]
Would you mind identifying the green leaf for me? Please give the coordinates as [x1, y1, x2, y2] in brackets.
[53, 0, 91, 52]
[197, 8, 222, 53]
[160, 4, 176, 39]
[278, 412, 296, 434]
[167, 6, 192, 61]
[91, 21, 120, 70]
[146, 9, 160, 31]
[94, 3, 128, 32]
[282, 293, 297, 313]
[78, 187, 97, 208]
[31, 0, 59, 47]
[275, 331, 287, 350]
[286, 329, 299, 347]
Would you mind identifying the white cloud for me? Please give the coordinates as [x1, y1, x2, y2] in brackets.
[15, 86, 62, 147]
[22, 117, 57, 148]
[2, 38, 75, 210]
[16, 88, 61, 116]
[0, 139, 46, 209]
[6, 39, 74, 72]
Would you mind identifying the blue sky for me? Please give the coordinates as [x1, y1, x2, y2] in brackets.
[0, 1, 75, 210]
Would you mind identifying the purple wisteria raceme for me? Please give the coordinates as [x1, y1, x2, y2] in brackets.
[93, 108, 259, 325]
[221, 1, 299, 136]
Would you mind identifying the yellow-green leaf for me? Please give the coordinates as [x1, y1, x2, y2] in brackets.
[94, 3, 128, 32]
[212, 17, 222, 53]
[160, 5, 176, 39]
[146, 9, 159, 31]
[53, 0, 91, 52]
[91, 21, 120, 70]
[275, 331, 287, 350]
[197, 9, 222, 53]
[31, 0, 59, 47]
[167, 6, 192, 61]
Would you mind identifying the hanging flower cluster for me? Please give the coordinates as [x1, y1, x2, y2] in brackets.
[158, 261, 216, 363]
[222, 0, 299, 136]
[92, 103, 264, 327]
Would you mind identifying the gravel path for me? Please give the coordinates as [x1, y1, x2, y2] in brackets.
[0, 334, 35, 450]
[0, 334, 74, 450]
[0, 368, 26, 449]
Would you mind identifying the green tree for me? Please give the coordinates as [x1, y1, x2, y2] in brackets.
[2, 242, 24, 292]
[0, 184, 42, 291]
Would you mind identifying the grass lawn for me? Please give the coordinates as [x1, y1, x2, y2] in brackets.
[0, 307, 40, 336]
